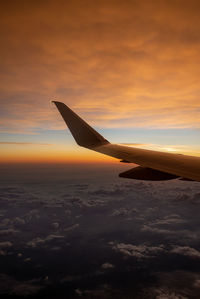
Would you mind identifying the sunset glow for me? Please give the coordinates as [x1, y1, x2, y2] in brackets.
[2, 2, 200, 297]
[1, 0, 200, 163]
[0, 143, 115, 163]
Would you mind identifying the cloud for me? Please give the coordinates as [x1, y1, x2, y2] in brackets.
[66, 196, 106, 208]
[147, 214, 186, 226]
[141, 225, 173, 235]
[0, 241, 12, 249]
[140, 214, 191, 238]
[64, 223, 79, 232]
[0, 229, 18, 236]
[0, 176, 200, 297]
[151, 287, 188, 299]
[89, 187, 125, 197]
[192, 193, 200, 201]
[24, 258, 31, 262]
[0, 218, 12, 228]
[110, 207, 138, 217]
[194, 279, 200, 288]
[171, 246, 200, 259]
[0, 187, 38, 207]
[60, 271, 103, 284]
[101, 262, 115, 269]
[140, 224, 197, 241]
[74, 284, 111, 298]
[144, 271, 200, 299]
[14, 217, 26, 225]
[111, 242, 164, 259]
[0, 142, 51, 145]
[27, 234, 64, 248]
[0, 274, 43, 296]
[51, 222, 59, 229]
[1, 0, 200, 134]
[11, 283, 42, 296]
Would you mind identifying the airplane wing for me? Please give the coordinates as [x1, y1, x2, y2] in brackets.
[53, 101, 200, 182]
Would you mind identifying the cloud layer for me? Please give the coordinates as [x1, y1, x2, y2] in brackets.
[1, 0, 200, 134]
[1, 164, 200, 297]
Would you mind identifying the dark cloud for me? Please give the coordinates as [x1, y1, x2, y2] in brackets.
[89, 187, 125, 197]
[141, 271, 200, 299]
[101, 262, 115, 269]
[142, 286, 188, 299]
[0, 229, 18, 236]
[0, 242, 12, 249]
[14, 217, 26, 225]
[51, 222, 59, 229]
[0, 274, 43, 296]
[141, 225, 174, 235]
[149, 214, 186, 226]
[110, 207, 138, 217]
[171, 246, 200, 259]
[64, 223, 79, 232]
[111, 242, 165, 259]
[27, 234, 64, 248]
[0, 165, 200, 297]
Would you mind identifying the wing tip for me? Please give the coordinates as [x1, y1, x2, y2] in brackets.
[52, 100, 64, 106]
[52, 100, 109, 148]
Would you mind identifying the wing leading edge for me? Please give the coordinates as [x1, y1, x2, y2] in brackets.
[53, 101, 200, 182]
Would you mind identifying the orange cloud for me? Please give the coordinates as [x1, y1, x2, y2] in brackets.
[0, 0, 200, 134]
[0, 142, 51, 145]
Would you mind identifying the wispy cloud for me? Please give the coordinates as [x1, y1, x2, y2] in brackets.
[111, 242, 165, 259]
[1, 0, 200, 133]
[0, 142, 51, 146]
[171, 246, 200, 259]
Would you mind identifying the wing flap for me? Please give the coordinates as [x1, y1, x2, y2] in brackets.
[94, 143, 200, 181]
[119, 166, 179, 181]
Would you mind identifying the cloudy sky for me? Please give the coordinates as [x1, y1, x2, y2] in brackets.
[1, 0, 200, 162]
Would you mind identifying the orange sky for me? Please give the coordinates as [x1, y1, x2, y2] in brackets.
[0, 0, 200, 163]
[0, 142, 116, 163]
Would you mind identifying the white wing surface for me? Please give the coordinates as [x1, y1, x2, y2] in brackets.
[53, 101, 200, 182]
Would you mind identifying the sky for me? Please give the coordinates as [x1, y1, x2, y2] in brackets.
[1, 0, 200, 163]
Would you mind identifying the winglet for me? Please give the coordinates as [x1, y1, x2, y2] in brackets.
[52, 101, 109, 148]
